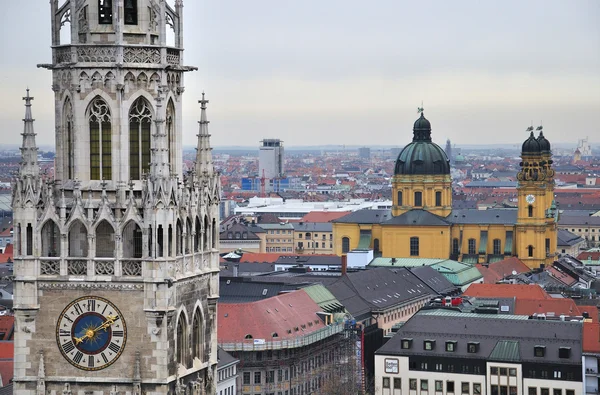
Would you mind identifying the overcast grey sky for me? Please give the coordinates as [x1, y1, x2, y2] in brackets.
[1, 0, 599, 148]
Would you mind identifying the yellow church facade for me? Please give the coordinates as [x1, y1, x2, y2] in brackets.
[333, 114, 557, 269]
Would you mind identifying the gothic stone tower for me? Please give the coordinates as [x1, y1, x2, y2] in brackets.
[12, 1, 220, 393]
[515, 126, 557, 269]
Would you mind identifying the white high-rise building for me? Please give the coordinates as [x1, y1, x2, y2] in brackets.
[12, 1, 220, 393]
[259, 139, 284, 180]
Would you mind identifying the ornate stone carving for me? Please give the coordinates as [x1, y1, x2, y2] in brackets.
[40, 260, 60, 275]
[95, 260, 115, 275]
[167, 48, 180, 65]
[55, 47, 72, 64]
[77, 46, 117, 63]
[123, 47, 161, 64]
[67, 259, 87, 275]
[122, 260, 143, 276]
[38, 282, 143, 290]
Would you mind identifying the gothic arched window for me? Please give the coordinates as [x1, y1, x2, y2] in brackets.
[203, 216, 209, 251]
[63, 98, 74, 179]
[122, 221, 142, 258]
[192, 308, 204, 361]
[194, 217, 201, 253]
[69, 220, 88, 257]
[88, 97, 112, 180]
[176, 314, 187, 365]
[166, 99, 175, 167]
[95, 220, 115, 258]
[176, 219, 183, 256]
[129, 97, 152, 180]
[342, 237, 350, 254]
[186, 218, 192, 254]
[124, 0, 138, 25]
[98, 0, 113, 24]
[41, 220, 61, 257]
[212, 218, 217, 250]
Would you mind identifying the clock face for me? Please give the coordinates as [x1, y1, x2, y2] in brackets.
[526, 194, 536, 204]
[56, 296, 127, 371]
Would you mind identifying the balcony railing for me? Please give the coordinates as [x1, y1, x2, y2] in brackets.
[52, 44, 181, 66]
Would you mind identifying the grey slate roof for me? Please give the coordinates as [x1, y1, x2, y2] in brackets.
[219, 278, 297, 303]
[327, 268, 436, 320]
[557, 229, 584, 247]
[293, 222, 333, 232]
[220, 223, 262, 240]
[274, 255, 341, 266]
[559, 215, 600, 226]
[409, 265, 459, 295]
[217, 347, 239, 369]
[464, 181, 517, 188]
[377, 308, 582, 365]
[333, 209, 392, 224]
[448, 209, 518, 225]
[383, 209, 450, 226]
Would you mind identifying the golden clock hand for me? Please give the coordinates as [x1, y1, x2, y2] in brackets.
[72, 315, 119, 344]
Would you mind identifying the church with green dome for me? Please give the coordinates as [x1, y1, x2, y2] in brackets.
[332, 111, 557, 269]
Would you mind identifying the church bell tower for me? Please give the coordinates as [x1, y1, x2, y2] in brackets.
[12, 1, 220, 393]
[515, 126, 557, 269]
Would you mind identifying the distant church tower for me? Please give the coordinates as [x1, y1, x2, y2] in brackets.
[12, 1, 220, 393]
[516, 127, 557, 268]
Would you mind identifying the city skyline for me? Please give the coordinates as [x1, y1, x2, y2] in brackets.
[1, 0, 599, 148]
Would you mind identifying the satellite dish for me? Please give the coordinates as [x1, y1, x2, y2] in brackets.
[512, 270, 518, 275]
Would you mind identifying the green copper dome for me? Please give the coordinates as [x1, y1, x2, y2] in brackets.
[394, 112, 451, 176]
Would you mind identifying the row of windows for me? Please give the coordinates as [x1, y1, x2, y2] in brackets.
[65, 96, 176, 181]
[528, 388, 575, 395]
[267, 239, 293, 243]
[98, 0, 138, 25]
[297, 242, 332, 249]
[218, 385, 235, 395]
[383, 378, 482, 395]
[267, 247, 293, 252]
[269, 230, 293, 235]
[298, 233, 333, 240]
[218, 366, 236, 382]
[397, 191, 444, 207]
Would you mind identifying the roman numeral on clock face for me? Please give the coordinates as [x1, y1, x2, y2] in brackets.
[108, 342, 120, 353]
[101, 352, 108, 364]
[87, 299, 96, 312]
[62, 341, 75, 354]
[113, 330, 124, 337]
[73, 303, 83, 315]
[73, 351, 83, 364]
[88, 357, 95, 368]
[59, 329, 70, 336]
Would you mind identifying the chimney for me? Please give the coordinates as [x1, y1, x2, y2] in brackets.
[233, 264, 239, 278]
[341, 255, 347, 276]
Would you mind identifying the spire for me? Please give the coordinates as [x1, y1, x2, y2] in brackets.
[195, 92, 214, 176]
[19, 88, 40, 178]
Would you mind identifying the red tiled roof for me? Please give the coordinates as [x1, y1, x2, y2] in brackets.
[0, 227, 11, 237]
[0, 342, 12, 359]
[583, 322, 600, 353]
[0, 359, 13, 387]
[0, 244, 12, 264]
[301, 211, 351, 223]
[577, 252, 600, 261]
[514, 298, 596, 321]
[475, 257, 531, 284]
[0, 317, 13, 341]
[546, 267, 577, 287]
[463, 283, 551, 299]
[218, 290, 325, 343]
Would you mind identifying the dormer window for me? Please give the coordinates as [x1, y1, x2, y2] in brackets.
[124, 0, 138, 25]
[534, 345, 546, 357]
[401, 338, 413, 349]
[424, 340, 435, 351]
[445, 341, 457, 352]
[558, 347, 571, 359]
[227, 232, 233, 240]
[98, 0, 113, 24]
[467, 342, 480, 353]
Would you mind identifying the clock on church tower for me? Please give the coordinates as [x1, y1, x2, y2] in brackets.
[12, 1, 220, 393]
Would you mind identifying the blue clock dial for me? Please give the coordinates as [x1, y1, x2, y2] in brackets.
[56, 296, 127, 371]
